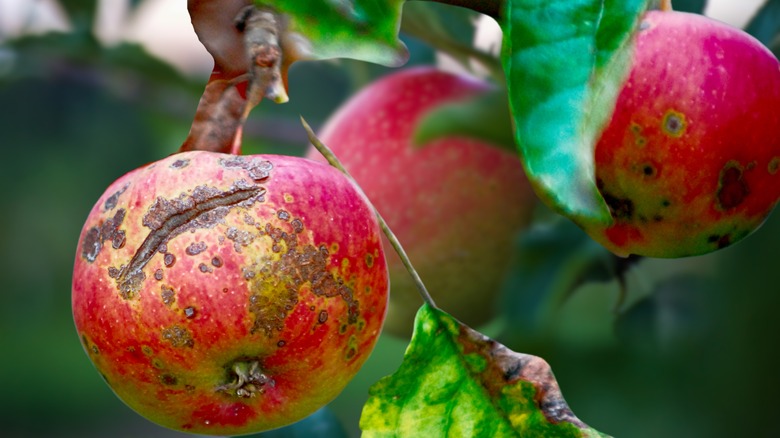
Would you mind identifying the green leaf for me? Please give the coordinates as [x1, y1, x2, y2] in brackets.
[499, 218, 618, 342]
[499, 0, 650, 225]
[745, 0, 780, 52]
[412, 89, 516, 152]
[361, 304, 609, 437]
[670, 0, 707, 14]
[254, 0, 408, 67]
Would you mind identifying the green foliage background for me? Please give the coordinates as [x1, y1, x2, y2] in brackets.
[1, 1, 779, 437]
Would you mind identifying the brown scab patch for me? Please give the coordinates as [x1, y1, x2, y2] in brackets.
[161, 285, 176, 306]
[290, 218, 304, 234]
[164, 253, 176, 267]
[81, 208, 127, 263]
[184, 306, 197, 319]
[226, 227, 255, 253]
[104, 184, 129, 211]
[662, 110, 687, 138]
[246, 225, 359, 336]
[277, 210, 290, 221]
[364, 253, 374, 268]
[154, 269, 164, 281]
[211, 256, 223, 268]
[162, 325, 194, 348]
[318, 310, 328, 324]
[112, 183, 264, 300]
[186, 241, 208, 256]
[170, 159, 190, 169]
[717, 163, 749, 210]
[219, 156, 274, 181]
[199, 263, 213, 273]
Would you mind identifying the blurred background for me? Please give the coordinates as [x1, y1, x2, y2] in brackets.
[1, 0, 779, 437]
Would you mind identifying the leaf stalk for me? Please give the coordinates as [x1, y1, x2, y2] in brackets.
[300, 117, 438, 309]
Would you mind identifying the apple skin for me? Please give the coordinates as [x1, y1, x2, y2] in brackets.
[307, 67, 536, 336]
[72, 151, 388, 435]
[584, 11, 780, 258]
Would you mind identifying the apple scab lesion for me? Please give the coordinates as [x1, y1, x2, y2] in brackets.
[246, 222, 360, 336]
[81, 208, 127, 263]
[162, 325, 194, 348]
[112, 182, 265, 300]
[716, 162, 749, 210]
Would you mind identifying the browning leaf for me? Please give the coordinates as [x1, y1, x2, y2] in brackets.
[361, 304, 609, 437]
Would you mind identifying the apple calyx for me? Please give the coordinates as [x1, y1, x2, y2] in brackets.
[216, 359, 274, 398]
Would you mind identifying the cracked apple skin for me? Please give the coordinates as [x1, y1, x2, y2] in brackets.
[72, 151, 388, 435]
[585, 11, 780, 258]
[308, 67, 536, 336]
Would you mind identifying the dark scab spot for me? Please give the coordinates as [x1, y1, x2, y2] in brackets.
[199, 263, 213, 273]
[318, 310, 328, 324]
[277, 340, 286, 347]
[160, 374, 178, 385]
[142, 345, 153, 356]
[345, 347, 357, 360]
[185, 385, 196, 392]
[186, 241, 208, 256]
[662, 110, 686, 137]
[642, 164, 656, 178]
[661, 199, 671, 208]
[277, 210, 290, 221]
[365, 253, 374, 268]
[91, 345, 99, 355]
[154, 269, 164, 281]
[602, 192, 634, 220]
[211, 256, 223, 268]
[164, 253, 176, 267]
[184, 307, 197, 319]
[170, 159, 190, 169]
[339, 324, 348, 334]
[717, 164, 749, 210]
[108, 267, 120, 279]
[291, 219, 304, 233]
[152, 358, 165, 369]
[222, 288, 229, 293]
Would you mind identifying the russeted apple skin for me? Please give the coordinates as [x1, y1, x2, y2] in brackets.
[585, 11, 780, 258]
[308, 67, 537, 336]
[72, 151, 388, 435]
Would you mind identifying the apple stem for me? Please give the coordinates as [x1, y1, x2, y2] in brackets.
[180, 6, 288, 156]
[300, 117, 439, 309]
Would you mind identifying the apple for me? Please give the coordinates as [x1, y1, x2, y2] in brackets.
[72, 151, 388, 435]
[584, 10, 780, 258]
[307, 67, 536, 336]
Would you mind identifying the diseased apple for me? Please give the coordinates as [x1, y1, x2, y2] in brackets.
[72, 151, 388, 435]
[307, 67, 536, 336]
[583, 11, 780, 258]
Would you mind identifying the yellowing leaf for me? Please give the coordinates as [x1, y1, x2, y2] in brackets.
[361, 304, 609, 437]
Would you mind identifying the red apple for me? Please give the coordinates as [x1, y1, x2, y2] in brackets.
[307, 67, 536, 336]
[585, 11, 780, 257]
[72, 151, 388, 435]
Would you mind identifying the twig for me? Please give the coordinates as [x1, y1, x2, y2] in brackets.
[300, 117, 438, 309]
